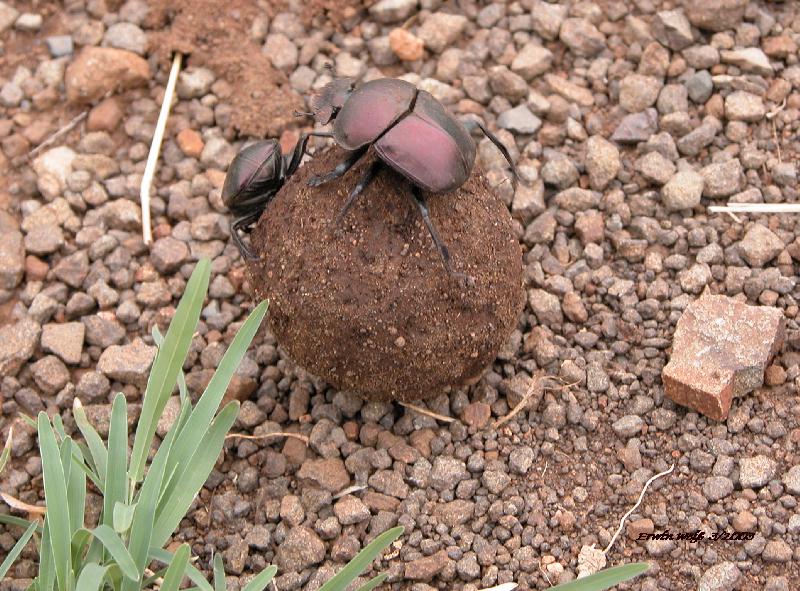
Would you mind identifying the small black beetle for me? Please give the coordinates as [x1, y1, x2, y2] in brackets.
[222, 131, 331, 259]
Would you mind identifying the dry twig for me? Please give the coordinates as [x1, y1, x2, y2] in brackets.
[27, 111, 88, 160]
[0, 491, 47, 516]
[225, 432, 310, 444]
[399, 402, 456, 423]
[493, 371, 547, 429]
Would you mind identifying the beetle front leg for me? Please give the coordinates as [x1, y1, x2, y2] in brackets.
[307, 146, 368, 187]
[336, 160, 382, 224]
[230, 211, 262, 261]
[285, 131, 334, 176]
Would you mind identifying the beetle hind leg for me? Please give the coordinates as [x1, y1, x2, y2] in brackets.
[308, 146, 368, 187]
[408, 186, 472, 285]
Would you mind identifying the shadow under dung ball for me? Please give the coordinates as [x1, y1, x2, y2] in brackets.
[247, 147, 524, 402]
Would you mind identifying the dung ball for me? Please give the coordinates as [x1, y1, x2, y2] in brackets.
[247, 147, 524, 402]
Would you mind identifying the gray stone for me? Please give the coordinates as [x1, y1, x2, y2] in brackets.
[619, 74, 662, 112]
[275, 527, 325, 572]
[678, 118, 720, 156]
[0, 318, 41, 377]
[263, 34, 298, 70]
[97, 339, 157, 387]
[200, 137, 236, 169]
[652, 9, 693, 50]
[369, 0, 418, 23]
[541, 155, 578, 189]
[612, 415, 644, 438]
[585, 135, 620, 190]
[763, 540, 792, 563]
[685, 0, 747, 32]
[151, 237, 190, 274]
[698, 562, 741, 591]
[41, 322, 85, 365]
[636, 151, 675, 185]
[83, 313, 126, 347]
[333, 495, 371, 525]
[430, 457, 468, 491]
[559, 18, 605, 57]
[700, 159, 742, 197]
[662, 170, 704, 211]
[33, 146, 76, 192]
[103, 23, 147, 55]
[771, 163, 796, 186]
[687, 70, 713, 103]
[15, 13, 42, 32]
[46, 35, 74, 57]
[703, 476, 734, 501]
[738, 455, 777, 489]
[528, 289, 562, 325]
[782, 465, 800, 495]
[0, 1, 19, 33]
[725, 91, 765, 122]
[31, 355, 70, 395]
[176, 67, 215, 99]
[0, 231, 24, 289]
[530, 0, 566, 40]
[720, 48, 773, 76]
[511, 43, 553, 80]
[738, 224, 783, 267]
[417, 13, 468, 53]
[611, 109, 658, 143]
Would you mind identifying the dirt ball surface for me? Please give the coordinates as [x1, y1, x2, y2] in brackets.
[248, 147, 524, 401]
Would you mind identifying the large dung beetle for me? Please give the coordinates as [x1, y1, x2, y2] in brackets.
[222, 131, 332, 259]
[307, 77, 518, 276]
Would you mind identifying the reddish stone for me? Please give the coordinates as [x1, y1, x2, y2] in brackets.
[627, 518, 654, 540]
[404, 550, 450, 581]
[460, 401, 491, 428]
[363, 491, 400, 512]
[763, 35, 798, 58]
[25, 255, 49, 281]
[65, 47, 150, 104]
[297, 457, 350, 492]
[662, 295, 785, 421]
[205, 169, 226, 189]
[389, 28, 424, 61]
[176, 128, 204, 158]
[87, 98, 123, 132]
[279, 128, 299, 156]
[222, 375, 257, 404]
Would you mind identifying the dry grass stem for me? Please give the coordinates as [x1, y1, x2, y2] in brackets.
[28, 111, 88, 160]
[225, 432, 310, 444]
[399, 402, 456, 423]
[141, 52, 182, 245]
[493, 370, 547, 429]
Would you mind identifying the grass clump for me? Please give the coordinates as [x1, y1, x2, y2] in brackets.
[0, 259, 403, 591]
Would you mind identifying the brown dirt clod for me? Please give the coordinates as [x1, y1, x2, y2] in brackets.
[248, 147, 524, 401]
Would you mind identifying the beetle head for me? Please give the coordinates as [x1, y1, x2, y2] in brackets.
[311, 78, 355, 125]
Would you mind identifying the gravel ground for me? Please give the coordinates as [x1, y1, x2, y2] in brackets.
[2, 0, 800, 590]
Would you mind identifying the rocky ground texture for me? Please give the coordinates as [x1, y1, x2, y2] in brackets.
[1, 0, 800, 589]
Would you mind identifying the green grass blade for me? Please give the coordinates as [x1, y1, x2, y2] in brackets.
[354, 574, 388, 591]
[64, 440, 86, 535]
[39, 518, 56, 591]
[152, 326, 190, 408]
[160, 544, 190, 591]
[0, 520, 36, 578]
[19, 412, 36, 429]
[122, 433, 174, 591]
[152, 402, 239, 547]
[149, 548, 213, 591]
[158, 301, 268, 515]
[103, 394, 129, 528]
[129, 258, 210, 483]
[71, 530, 92, 573]
[0, 514, 38, 530]
[240, 566, 277, 591]
[73, 399, 107, 485]
[318, 527, 404, 591]
[113, 502, 136, 534]
[52, 415, 67, 442]
[213, 553, 225, 591]
[75, 563, 110, 591]
[90, 525, 139, 581]
[0, 426, 12, 474]
[547, 563, 650, 591]
[37, 412, 73, 591]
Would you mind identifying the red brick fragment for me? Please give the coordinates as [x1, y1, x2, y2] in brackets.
[662, 295, 784, 421]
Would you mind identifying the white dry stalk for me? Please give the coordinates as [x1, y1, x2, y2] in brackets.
[603, 463, 675, 555]
[709, 203, 800, 214]
[477, 584, 518, 591]
[141, 53, 182, 245]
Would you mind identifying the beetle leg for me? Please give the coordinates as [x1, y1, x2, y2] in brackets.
[307, 146, 368, 187]
[476, 121, 518, 186]
[408, 186, 452, 271]
[336, 160, 382, 225]
[230, 211, 262, 261]
[285, 131, 334, 176]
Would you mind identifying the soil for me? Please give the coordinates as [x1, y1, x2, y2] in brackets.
[248, 147, 524, 401]
[146, 0, 305, 138]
